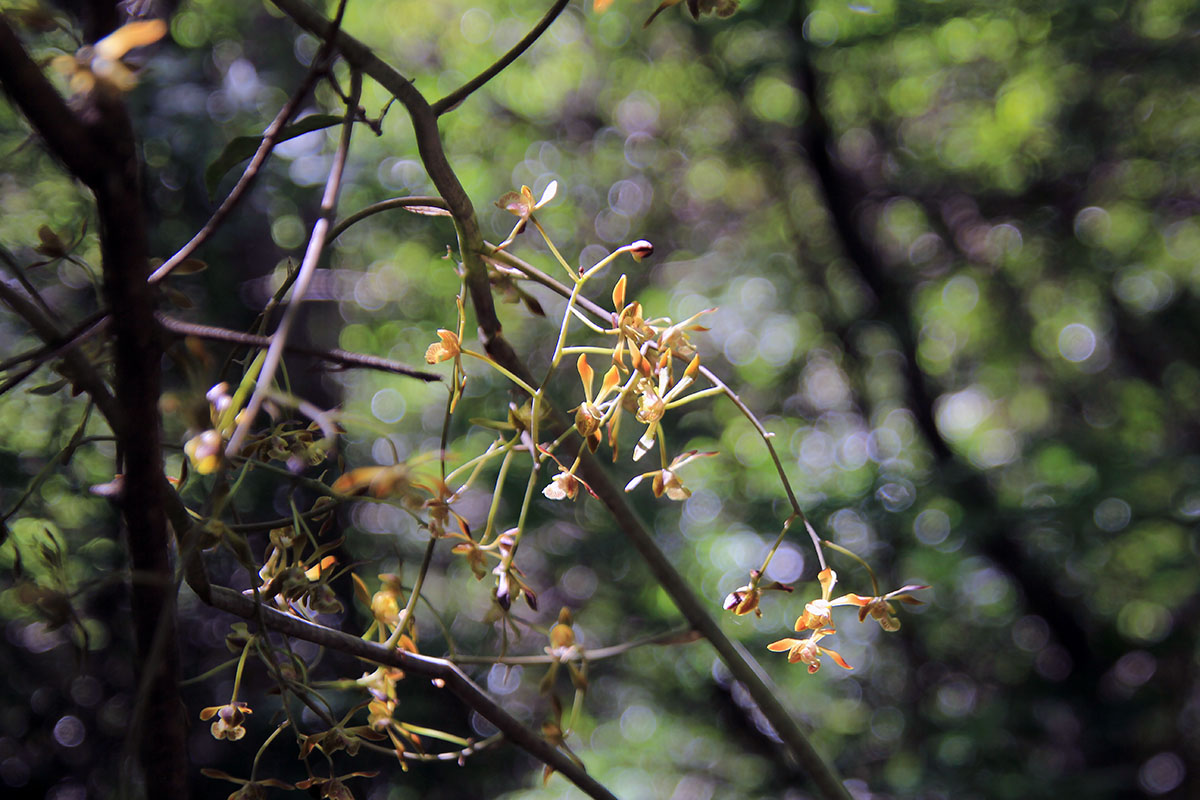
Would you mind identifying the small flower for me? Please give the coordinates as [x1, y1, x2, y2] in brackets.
[539, 447, 597, 501]
[766, 627, 852, 674]
[200, 767, 293, 800]
[185, 429, 224, 475]
[200, 701, 252, 741]
[658, 310, 713, 360]
[424, 329, 461, 364]
[493, 531, 538, 611]
[843, 585, 929, 632]
[299, 725, 386, 759]
[52, 19, 167, 95]
[542, 469, 580, 501]
[795, 567, 858, 631]
[357, 666, 406, 702]
[497, 180, 557, 221]
[449, 535, 489, 579]
[294, 771, 380, 800]
[494, 182, 559, 253]
[625, 450, 717, 501]
[304, 555, 337, 582]
[574, 355, 621, 450]
[635, 378, 665, 424]
[723, 571, 793, 617]
[547, 607, 578, 656]
[367, 696, 396, 731]
[540, 608, 585, 695]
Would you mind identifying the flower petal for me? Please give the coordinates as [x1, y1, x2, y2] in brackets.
[822, 647, 853, 670]
[535, 180, 558, 208]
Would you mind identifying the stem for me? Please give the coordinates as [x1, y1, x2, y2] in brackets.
[148, 0, 349, 283]
[226, 70, 362, 458]
[230, 636, 255, 703]
[822, 540, 880, 596]
[481, 444, 516, 545]
[432, 0, 571, 115]
[460, 349, 539, 396]
[327, 195, 449, 242]
[157, 313, 440, 381]
[384, 537, 436, 649]
[698, 364, 825, 570]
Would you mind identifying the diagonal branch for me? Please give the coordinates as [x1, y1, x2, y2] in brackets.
[431, 0, 571, 116]
[205, 585, 619, 800]
[148, 0, 349, 283]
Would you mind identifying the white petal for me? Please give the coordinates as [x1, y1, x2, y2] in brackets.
[536, 180, 558, 208]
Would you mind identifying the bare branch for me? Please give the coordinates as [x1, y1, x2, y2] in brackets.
[449, 626, 700, 665]
[226, 69, 362, 458]
[156, 313, 441, 381]
[148, 0, 350, 284]
[327, 195, 451, 242]
[431, 0, 571, 116]
[205, 585, 620, 800]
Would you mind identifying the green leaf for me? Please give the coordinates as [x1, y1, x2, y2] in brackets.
[204, 115, 342, 199]
[28, 378, 69, 396]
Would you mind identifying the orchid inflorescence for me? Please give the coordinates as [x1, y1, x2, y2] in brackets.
[187, 173, 925, 798]
[417, 180, 929, 673]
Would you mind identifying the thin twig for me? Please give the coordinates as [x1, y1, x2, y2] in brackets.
[431, 0, 571, 116]
[0, 278, 120, 429]
[326, 195, 450, 242]
[147, 1, 349, 284]
[156, 313, 441, 381]
[0, 244, 55, 319]
[449, 626, 699, 665]
[0, 308, 109, 372]
[226, 70, 362, 458]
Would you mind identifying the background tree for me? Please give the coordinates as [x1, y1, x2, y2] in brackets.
[1, 1, 1198, 799]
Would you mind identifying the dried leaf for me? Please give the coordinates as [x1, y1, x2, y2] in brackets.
[402, 205, 452, 217]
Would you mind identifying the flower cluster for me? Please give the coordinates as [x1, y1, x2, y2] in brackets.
[252, 522, 343, 617]
[183, 381, 243, 475]
[52, 19, 166, 95]
[763, 568, 927, 673]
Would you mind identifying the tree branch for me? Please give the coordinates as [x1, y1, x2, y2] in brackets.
[0, 19, 189, 796]
[147, 0, 349, 283]
[156, 312, 441, 381]
[431, 0, 571, 116]
[259, 5, 851, 798]
[205, 585, 619, 800]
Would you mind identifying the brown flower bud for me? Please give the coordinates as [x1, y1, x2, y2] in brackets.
[628, 240, 654, 261]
